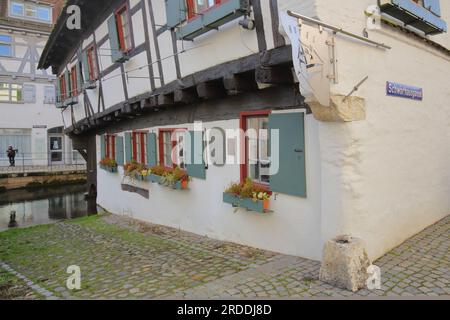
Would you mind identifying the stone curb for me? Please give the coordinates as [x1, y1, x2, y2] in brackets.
[0, 261, 58, 300]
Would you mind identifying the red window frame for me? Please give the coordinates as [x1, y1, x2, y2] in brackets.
[59, 74, 66, 101]
[87, 45, 98, 81]
[186, 0, 222, 21]
[158, 128, 187, 169]
[71, 66, 77, 96]
[115, 4, 132, 53]
[105, 135, 116, 160]
[239, 110, 272, 190]
[132, 131, 147, 164]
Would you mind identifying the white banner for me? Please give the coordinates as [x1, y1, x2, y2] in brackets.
[280, 12, 331, 107]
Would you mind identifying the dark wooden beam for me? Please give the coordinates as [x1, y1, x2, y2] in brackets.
[174, 88, 199, 104]
[223, 72, 258, 95]
[255, 65, 294, 85]
[157, 93, 174, 106]
[197, 80, 227, 100]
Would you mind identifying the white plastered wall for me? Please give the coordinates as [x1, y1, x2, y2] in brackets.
[97, 112, 324, 261]
[311, 0, 450, 260]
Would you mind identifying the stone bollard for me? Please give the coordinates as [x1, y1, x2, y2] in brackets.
[319, 235, 371, 292]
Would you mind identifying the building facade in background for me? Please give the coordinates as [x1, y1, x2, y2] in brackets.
[39, 0, 449, 261]
[0, 0, 81, 167]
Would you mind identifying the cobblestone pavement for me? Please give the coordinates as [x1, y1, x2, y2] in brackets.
[0, 214, 448, 299]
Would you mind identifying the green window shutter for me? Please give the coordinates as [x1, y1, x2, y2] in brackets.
[124, 132, 133, 163]
[165, 0, 187, 28]
[76, 62, 82, 94]
[64, 70, 71, 97]
[56, 79, 61, 104]
[115, 136, 124, 166]
[82, 51, 90, 82]
[107, 15, 123, 63]
[186, 131, 206, 180]
[146, 132, 158, 167]
[269, 113, 306, 198]
[100, 135, 106, 160]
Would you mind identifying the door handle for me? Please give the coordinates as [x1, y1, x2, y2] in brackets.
[294, 149, 304, 153]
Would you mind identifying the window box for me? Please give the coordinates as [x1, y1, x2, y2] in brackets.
[148, 165, 190, 190]
[223, 193, 270, 214]
[83, 80, 97, 90]
[124, 161, 149, 180]
[223, 192, 240, 207]
[380, 0, 447, 35]
[64, 96, 78, 106]
[149, 173, 163, 184]
[100, 164, 118, 173]
[176, 0, 251, 40]
[100, 158, 118, 173]
[223, 179, 272, 214]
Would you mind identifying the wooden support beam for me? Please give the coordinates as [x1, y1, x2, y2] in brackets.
[157, 93, 174, 107]
[255, 65, 294, 85]
[197, 80, 227, 100]
[174, 88, 199, 104]
[223, 72, 258, 95]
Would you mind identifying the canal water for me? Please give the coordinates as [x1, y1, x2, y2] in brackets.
[0, 184, 88, 231]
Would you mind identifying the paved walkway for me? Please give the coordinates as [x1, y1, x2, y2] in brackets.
[0, 214, 448, 299]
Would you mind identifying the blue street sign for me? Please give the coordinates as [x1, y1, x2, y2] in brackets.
[386, 82, 423, 101]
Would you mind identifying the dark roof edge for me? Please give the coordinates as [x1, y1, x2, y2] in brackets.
[38, 0, 75, 70]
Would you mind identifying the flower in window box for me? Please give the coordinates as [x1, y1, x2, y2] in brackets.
[124, 161, 148, 180]
[224, 178, 272, 213]
[99, 158, 118, 173]
[148, 166, 190, 189]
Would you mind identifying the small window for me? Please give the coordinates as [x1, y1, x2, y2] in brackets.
[241, 111, 271, 186]
[187, 0, 221, 20]
[87, 46, 98, 81]
[10, 1, 24, 16]
[0, 83, 22, 102]
[37, 7, 51, 22]
[105, 135, 116, 160]
[0, 35, 12, 57]
[9, 1, 52, 23]
[71, 66, 78, 96]
[44, 85, 55, 104]
[132, 132, 146, 164]
[115, 5, 132, 52]
[159, 129, 186, 169]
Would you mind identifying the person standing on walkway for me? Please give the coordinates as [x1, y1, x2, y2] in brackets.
[7, 146, 17, 167]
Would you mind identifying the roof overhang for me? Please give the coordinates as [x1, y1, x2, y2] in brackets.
[38, 0, 115, 71]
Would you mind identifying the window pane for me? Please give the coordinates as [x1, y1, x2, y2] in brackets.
[0, 35, 12, 43]
[0, 96, 9, 102]
[37, 7, 51, 22]
[245, 116, 270, 184]
[25, 4, 37, 18]
[0, 44, 12, 57]
[11, 88, 22, 102]
[163, 132, 173, 167]
[0, 83, 10, 89]
[10, 2, 24, 16]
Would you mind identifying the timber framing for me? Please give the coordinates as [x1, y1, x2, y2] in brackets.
[64, 44, 305, 137]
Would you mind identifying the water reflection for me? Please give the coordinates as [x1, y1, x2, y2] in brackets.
[0, 185, 88, 231]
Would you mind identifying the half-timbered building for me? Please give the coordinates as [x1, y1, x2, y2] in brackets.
[0, 0, 78, 166]
[39, 0, 449, 261]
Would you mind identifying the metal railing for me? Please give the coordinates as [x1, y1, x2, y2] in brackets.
[0, 152, 86, 174]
